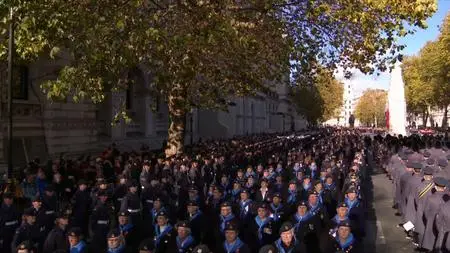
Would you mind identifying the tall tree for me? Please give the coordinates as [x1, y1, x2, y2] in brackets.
[355, 89, 387, 127]
[291, 68, 343, 124]
[0, 0, 438, 156]
[402, 13, 450, 127]
[402, 54, 434, 125]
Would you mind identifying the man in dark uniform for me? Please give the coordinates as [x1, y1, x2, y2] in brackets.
[210, 201, 240, 249]
[186, 200, 206, 244]
[273, 221, 306, 252]
[42, 214, 69, 253]
[411, 166, 434, 246]
[68, 227, 87, 253]
[168, 221, 197, 253]
[153, 211, 175, 253]
[29, 196, 51, 252]
[216, 223, 250, 253]
[399, 158, 416, 220]
[113, 176, 128, 213]
[120, 180, 143, 229]
[89, 190, 115, 252]
[71, 179, 91, 236]
[236, 190, 254, 226]
[344, 187, 365, 237]
[269, 192, 286, 226]
[106, 229, 126, 253]
[117, 211, 140, 252]
[1, 193, 20, 253]
[15, 241, 36, 253]
[138, 238, 155, 253]
[403, 162, 423, 228]
[307, 190, 329, 233]
[290, 200, 321, 252]
[246, 203, 277, 251]
[284, 180, 300, 215]
[321, 221, 362, 253]
[255, 178, 271, 203]
[420, 177, 449, 251]
[41, 185, 57, 219]
[11, 208, 39, 251]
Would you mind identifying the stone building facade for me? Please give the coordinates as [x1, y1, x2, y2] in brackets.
[0, 59, 306, 168]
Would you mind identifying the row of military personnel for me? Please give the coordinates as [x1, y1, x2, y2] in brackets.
[1, 129, 370, 253]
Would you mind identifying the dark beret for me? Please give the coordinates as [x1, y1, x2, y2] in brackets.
[423, 166, 434, 175]
[434, 177, 448, 187]
[279, 222, 294, 234]
[68, 227, 82, 237]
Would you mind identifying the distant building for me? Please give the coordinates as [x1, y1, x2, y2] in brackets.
[324, 75, 360, 127]
[0, 59, 307, 167]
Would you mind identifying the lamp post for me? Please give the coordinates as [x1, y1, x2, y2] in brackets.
[7, 6, 15, 179]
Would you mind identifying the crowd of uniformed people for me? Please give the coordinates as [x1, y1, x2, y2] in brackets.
[383, 134, 450, 253]
[0, 128, 376, 253]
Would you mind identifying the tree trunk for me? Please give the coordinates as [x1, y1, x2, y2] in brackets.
[442, 105, 448, 128]
[165, 87, 187, 157]
[423, 110, 428, 127]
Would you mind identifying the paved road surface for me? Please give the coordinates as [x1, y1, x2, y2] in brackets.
[364, 166, 416, 253]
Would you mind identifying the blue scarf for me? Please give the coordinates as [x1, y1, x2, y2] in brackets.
[270, 203, 283, 221]
[336, 233, 355, 249]
[119, 223, 134, 234]
[220, 214, 235, 234]
[189, 210, 202, 221]
[345, 198, 359, 210]
[287, 190, 297, 204]
[255, 216, 271, 241]
[151, 207, 166, 221]
[176, 235, 195, 252]
[107, 244, 125, 253]
[245, 171, 255, 178]
[317, 190, 324, 204]
[70, 241, 86, 253]
[274, 238, 296, 253]
[294, 211, 312, 226]
[231, 189, 241, 201]
[154, 224, 173, 246]
[332, 215, 349, 225]
[302, 183, 311, 191]
[309, 203, 320, 215]
[223, 238, 244, 253]
[239, 200, 252, 219]
[325, 183, 335, 190]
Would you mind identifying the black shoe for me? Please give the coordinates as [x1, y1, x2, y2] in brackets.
[395, 212, 402, 216]
[397, 223, 404, 228]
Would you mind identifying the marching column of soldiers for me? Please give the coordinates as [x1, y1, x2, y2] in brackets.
[384, 134, 450, 253]
[0, 128, 374, 253]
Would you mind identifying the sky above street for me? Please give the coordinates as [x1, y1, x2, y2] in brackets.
[349, 1, 449, 96]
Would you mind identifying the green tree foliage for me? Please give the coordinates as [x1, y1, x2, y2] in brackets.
[402, 13, 450, 127]
[0, 0, 438, 156]
[355, 89, 387, 127]
[291, 68, 343, 124]
[402, 54, 434, 121]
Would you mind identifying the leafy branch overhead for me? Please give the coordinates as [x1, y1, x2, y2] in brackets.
[0, 0, 438, 155]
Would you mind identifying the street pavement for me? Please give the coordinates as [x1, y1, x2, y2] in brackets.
[364, 166, 416, 253]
